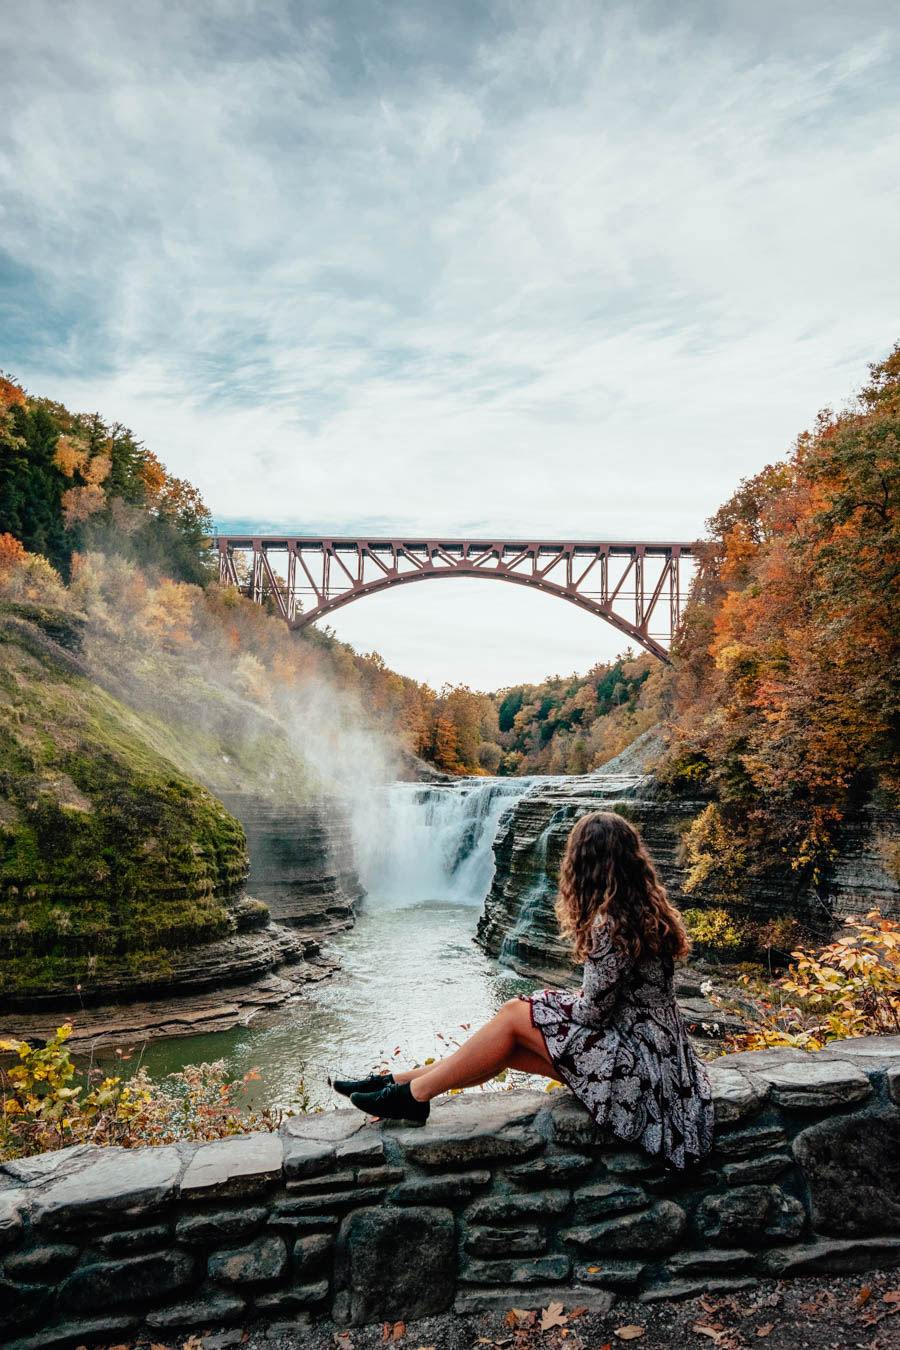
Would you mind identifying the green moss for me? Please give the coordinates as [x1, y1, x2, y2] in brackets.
[0, 605, 251, 1000]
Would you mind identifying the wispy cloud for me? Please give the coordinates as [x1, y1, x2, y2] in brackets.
[3, 1, 899, 685]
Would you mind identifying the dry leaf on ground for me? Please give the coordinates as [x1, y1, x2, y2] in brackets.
[614, 1328, 644, 1341]
[857, 1287, 873, 1308]
[884, 1292, 900, 1304]
[541, 1303, 569, 1332]
[692, 1326, 722, 1341]
[382, 1325, 391, 1344]
[392, 1321, 406, 1342]
[756, 1326, 774, 1338]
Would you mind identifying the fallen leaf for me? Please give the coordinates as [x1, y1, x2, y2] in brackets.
[568, 1309, 589, 1320]
[614, 1329, 644, 1341]
[393, 1322, 406, 1342]
[382, 1324, 392, 1345]
[150, 1345, 171, 1350]
[858, 1287, 873, 1308]
[692, 1327, 722, 1341]
[541, 1303, 568, 1332]
[884, 1292, 900, 1304]
[476, 1341, 493, 1345]
[756, 1326, 774, 1339]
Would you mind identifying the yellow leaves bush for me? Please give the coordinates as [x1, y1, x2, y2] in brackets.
[715, 909, 900, 1051]
[0, 1023, 300, 1160]
[683, 906, 745, 952]
[0, 541, 67, 606]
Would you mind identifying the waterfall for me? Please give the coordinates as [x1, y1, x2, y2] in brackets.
[355, 778, 536, 907]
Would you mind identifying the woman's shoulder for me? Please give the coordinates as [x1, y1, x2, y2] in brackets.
[587, 919, 631, 966]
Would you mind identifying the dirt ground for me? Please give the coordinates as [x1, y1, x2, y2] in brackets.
[123, 1268, 900, 1350]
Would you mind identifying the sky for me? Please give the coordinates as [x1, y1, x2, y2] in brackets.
[3, 0, 900, 690]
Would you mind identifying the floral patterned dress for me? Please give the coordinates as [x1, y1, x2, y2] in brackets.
[520, 921, 715, 1170]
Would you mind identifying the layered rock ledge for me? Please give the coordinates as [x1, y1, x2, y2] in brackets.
[3, 1036, 900, 1347]
[477, 769, 900, 986]
[219, 793, 363, 936]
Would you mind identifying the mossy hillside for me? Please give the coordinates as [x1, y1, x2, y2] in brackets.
[0, 605, 251, 998]
[78, 637, 328, 803]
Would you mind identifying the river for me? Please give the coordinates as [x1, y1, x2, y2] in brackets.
[125, 778, 552, 1112]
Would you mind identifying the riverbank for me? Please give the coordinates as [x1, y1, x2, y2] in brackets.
[0, 949, 340, 1054]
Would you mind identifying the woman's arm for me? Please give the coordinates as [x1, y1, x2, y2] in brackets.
[570, 923, 632, 1029]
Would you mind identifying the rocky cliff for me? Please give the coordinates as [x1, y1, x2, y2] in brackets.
[218, 794, 361, 938]
[0, 603, 352, 1028]
[476, 755, 900, 987]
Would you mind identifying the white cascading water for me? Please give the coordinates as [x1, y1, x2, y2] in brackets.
[355, 778, 537, 906]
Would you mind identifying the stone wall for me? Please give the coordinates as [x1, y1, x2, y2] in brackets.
[3, 1037, 900, 1348]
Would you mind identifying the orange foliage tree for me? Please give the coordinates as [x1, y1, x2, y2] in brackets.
[665, 343, 900, 894]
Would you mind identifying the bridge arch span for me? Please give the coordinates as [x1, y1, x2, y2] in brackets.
[214, 536, 694, 663]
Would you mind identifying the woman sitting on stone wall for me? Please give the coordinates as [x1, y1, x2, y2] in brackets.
[334, 810, 715, 1171]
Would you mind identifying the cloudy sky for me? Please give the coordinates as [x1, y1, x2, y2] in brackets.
[3, 0, 899, 689]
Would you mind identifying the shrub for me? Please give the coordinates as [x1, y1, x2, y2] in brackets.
[706, 908, 900, 1051]
[0, 1023, 309, 1159]
[684, 906, 745, 953]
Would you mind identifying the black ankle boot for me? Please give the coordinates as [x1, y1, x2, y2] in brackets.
[329, 1071, 394, 1098]
[349, 1078, 430, 1125]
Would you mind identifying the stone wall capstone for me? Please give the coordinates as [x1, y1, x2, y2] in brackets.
[3, 1037, 900, 1349]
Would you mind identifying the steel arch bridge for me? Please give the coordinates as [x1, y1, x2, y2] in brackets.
[214, 535, 695, 661]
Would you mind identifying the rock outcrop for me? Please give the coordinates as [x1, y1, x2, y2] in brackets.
[219, 793, 362, 936]
[476, 759, 900, 986]
[3, 1036, 899, 1344]
[0, 602, 361, 1031]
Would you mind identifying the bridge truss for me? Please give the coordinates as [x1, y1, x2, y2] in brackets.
[214, 536, 695, 661]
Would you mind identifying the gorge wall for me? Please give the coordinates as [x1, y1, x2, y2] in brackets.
[477, 767, 900, 984]
[219, 793, 362, 938]
[2, 1037, 900, 1347]
[0, 603, 363, 1040]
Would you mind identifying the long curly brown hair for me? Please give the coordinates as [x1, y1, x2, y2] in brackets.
[554, 810, 691, 966]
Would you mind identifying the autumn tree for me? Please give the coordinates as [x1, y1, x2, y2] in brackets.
[663, 341, 900, 894]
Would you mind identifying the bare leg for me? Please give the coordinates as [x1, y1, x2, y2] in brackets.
[393, 1042, 556, 1090]
[393, 999, 556, 1102]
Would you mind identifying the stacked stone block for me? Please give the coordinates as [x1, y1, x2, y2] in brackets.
[2, 1036, 900, 1348]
